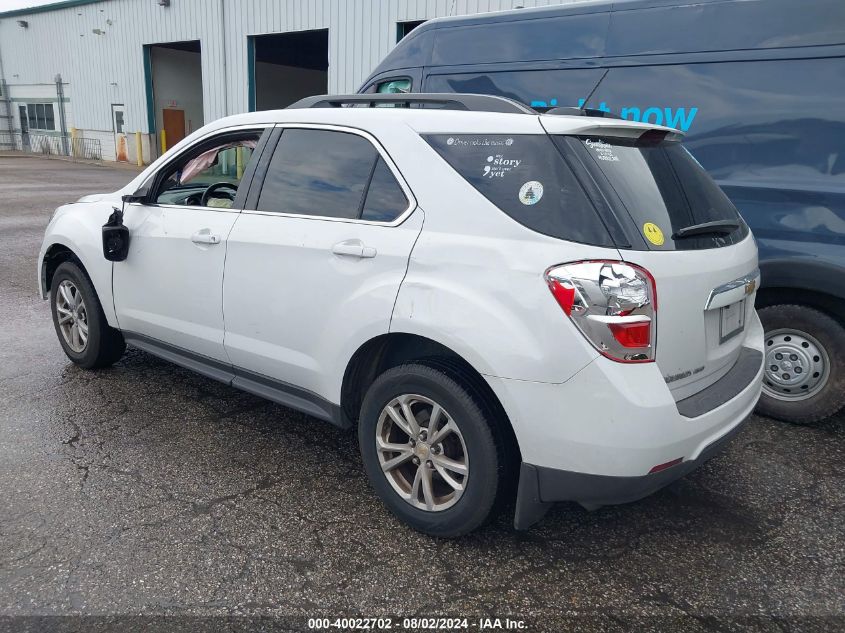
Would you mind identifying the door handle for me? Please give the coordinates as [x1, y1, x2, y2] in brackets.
[191, 230, 221, 245]
[332, 239, 376, 259]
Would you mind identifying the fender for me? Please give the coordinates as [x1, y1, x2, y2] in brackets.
[759, 257, 845, 302]
[38, 201, 119, 328]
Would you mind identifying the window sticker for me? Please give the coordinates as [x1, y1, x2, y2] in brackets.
[585, 138, 619, 162]
[519, 181, 543, 206]
[642, 222, 665, 246]
[482, 153, 522, 179]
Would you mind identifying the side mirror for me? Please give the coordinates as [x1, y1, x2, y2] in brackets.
[102, 207, 130, 261]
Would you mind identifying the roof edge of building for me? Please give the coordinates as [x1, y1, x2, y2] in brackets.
[0, 0, 104, 19]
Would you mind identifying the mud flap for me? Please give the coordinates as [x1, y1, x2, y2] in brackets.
[513, 462, 551, 530]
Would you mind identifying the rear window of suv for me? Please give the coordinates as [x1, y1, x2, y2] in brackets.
[559, 135, 749, 250]
[424, 134, 618, 247]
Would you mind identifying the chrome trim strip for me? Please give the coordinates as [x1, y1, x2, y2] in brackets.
[705, 268, 760, 310]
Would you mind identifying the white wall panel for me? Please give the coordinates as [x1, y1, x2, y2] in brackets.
[0, 0, 582, 138]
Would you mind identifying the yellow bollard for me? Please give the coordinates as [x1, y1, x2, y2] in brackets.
[70, 127, 78, 157]
[135, 131, 143, 166]
[236, 146, 244, 180]
[160, 129, 167, 154]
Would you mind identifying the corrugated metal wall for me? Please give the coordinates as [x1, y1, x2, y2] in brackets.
[0, 0, 579, 135]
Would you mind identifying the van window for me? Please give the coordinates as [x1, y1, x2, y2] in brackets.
[561, 136, 748, 250]
[424, 134, 615, 246]
[377, 78, 412, 94]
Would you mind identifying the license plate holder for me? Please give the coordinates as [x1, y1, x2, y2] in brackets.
[719, 299, 746, 344]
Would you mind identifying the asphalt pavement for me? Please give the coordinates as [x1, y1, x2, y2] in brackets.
[0, 156, 843, 632]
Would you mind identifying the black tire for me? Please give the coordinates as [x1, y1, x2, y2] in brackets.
[358, 363, 506, 537]
[756, 304, 845, 424]
[50, 261, 126, 369]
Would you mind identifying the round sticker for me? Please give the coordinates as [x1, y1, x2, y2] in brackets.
[643, 222, 665, 246]
[519, 181, 543, 205]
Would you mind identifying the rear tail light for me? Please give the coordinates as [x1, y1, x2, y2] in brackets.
[544, 260, 657, 363]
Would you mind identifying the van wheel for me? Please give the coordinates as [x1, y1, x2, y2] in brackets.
[358, 364, 503, 537]
[50, 261, 126, 369]
[757, 304, 845, 424]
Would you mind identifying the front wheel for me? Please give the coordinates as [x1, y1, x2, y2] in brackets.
[50, 261, 126, 369]
[757, 304, 845, 424]
[358, 364, 504, 537]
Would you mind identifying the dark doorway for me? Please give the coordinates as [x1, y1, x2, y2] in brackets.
[250, 29, 329, 111]
[397, 20, 426, 42]
[146, 40, 203, 154]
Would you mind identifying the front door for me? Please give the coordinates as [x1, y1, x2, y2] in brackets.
[113, 128, 266, 362]
[162, 108, 185, 151]
[223, 126, 421, 399]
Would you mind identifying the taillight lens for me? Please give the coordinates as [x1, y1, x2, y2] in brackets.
[544, 260, 657, 363]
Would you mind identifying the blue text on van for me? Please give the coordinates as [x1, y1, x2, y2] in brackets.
[530, 98, 698, 132]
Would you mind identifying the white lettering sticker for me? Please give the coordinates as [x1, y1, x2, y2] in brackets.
[482, 154, 522, 179]
[585, 138, 619, 162]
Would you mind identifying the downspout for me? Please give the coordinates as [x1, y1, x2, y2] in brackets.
[54, 74, 69, 155]
[0, 41, 14, 138]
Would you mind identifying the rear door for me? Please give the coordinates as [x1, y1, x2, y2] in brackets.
[550, 128, 759, 400]
[223, 125, 422, 400]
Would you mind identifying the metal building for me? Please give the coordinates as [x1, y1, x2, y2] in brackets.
[0, 0, 579, 163]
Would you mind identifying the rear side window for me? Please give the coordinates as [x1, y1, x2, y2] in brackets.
[424, 134, 615, 246]
[361, 158, 409, 222]
[257, 129, 408, 222]
[563, 136, 749, 250]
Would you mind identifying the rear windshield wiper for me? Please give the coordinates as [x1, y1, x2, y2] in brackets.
[672, 220, 741, 239]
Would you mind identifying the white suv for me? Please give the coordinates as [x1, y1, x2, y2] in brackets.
[39, 94, 764, 536]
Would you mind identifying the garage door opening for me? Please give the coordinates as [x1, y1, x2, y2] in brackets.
[249, 30, 328, 111]
[145, 40, 203, 155]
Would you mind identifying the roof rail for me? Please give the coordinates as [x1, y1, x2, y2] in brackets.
[287, 93, 536, 115]
[545, 106, 623, 120]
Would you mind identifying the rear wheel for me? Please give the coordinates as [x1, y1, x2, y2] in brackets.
[757, 304, 845, 424]
[358, 364, 504, 537]
[50, 261, 125, 369]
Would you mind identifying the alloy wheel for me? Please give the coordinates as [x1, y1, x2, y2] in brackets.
[55, 279, 89, 353]
[375, 394, 469, 512]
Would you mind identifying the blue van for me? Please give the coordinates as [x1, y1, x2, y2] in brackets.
[360, 0, 845, 424]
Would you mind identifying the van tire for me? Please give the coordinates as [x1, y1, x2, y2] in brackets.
[757, 304, 845, 424]
[358, 363, 504, 537]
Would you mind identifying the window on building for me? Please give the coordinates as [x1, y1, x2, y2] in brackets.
[397, 20, 425, 42]
[24, 103, 56, 131]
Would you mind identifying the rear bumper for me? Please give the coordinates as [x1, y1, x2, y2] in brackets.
[487, 312, 765, 530]
[513, 412, 750, 529]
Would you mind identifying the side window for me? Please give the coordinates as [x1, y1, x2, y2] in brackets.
[361, 158, 408, 222]
[154, 132, 260, 207]
[257, 128, 408, 222]
[377, 78, 412, 94]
